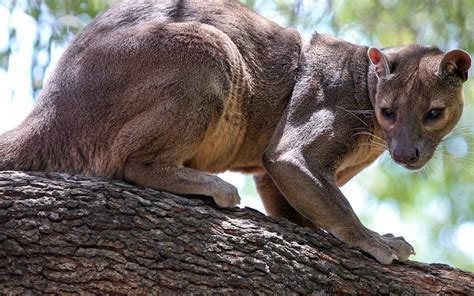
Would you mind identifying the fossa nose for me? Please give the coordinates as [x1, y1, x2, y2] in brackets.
[392, 145, 420, 166]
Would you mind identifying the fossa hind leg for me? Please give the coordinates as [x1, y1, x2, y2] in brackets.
[121, 88, 241, 208]
[125, 162, 240, 208]
[117, 22, 244, 207]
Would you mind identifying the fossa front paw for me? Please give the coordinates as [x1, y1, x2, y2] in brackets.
[360, 229, 415, 264]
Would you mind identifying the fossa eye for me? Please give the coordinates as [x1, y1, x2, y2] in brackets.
[426, 108, 444, 121]
[381, 108, 395, 120]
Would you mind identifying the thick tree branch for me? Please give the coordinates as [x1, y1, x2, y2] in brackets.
[0, 171, 472, 294]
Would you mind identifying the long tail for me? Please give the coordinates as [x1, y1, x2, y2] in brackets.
[0, 127, 37, 172]
[0, 129, 19, 171]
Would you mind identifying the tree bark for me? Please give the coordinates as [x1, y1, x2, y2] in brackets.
[0, 171, 472, 295]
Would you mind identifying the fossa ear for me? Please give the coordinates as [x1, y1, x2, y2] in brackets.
[438, 49, 471, 82]
[368, 47, 392, 80]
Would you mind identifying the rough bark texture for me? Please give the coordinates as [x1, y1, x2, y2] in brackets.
[0, 171, 472, 295]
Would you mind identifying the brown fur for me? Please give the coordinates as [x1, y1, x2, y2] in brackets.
[254, 173, 314, 228]
[0, 0, 470, 264]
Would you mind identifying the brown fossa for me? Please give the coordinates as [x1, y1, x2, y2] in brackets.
[0, 0, 470, 265]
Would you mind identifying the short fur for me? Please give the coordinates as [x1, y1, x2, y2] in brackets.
[0, 0, 470, 264]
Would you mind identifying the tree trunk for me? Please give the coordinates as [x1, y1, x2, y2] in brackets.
[0, 171, 472, 295]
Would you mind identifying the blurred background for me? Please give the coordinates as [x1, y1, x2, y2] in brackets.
[0, 0, 472, 271]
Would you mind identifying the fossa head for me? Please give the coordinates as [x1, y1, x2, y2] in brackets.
[368, 45, 471, 170]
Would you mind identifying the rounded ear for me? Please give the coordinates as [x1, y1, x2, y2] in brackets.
[438, 49, 471, 82]
[368, 47, 391, 79]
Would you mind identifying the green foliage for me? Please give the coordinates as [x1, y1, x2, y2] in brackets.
[1, 0, 472, 271]
[332, 0, 473, 50]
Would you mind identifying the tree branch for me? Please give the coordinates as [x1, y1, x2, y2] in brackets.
[0, 171, 472, 294]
